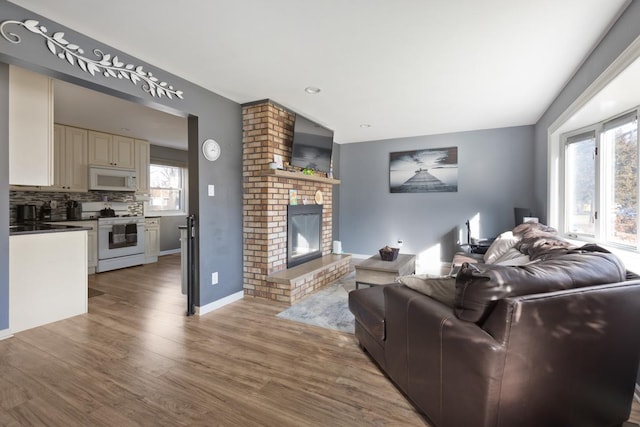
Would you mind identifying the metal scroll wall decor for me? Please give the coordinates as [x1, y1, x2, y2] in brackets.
[0, 19, 184, 100]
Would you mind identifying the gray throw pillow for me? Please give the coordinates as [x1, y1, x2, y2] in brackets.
[396, 274, 456, 307]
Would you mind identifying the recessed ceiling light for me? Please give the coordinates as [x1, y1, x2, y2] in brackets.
[304, 86, 321, 94]
[360, 124, 371, 128]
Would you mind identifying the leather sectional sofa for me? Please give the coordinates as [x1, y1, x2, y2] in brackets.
[349, 225, 640, 427]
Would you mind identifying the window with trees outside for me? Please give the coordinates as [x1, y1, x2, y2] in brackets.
[148, 164, 187, 215]
[562, 109, 638, 250]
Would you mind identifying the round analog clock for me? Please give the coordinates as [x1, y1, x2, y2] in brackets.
[202, 138, 221, 161]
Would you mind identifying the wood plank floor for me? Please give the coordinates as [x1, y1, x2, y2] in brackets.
[0, 255, 427, 426]
[0, 254, 638, 426]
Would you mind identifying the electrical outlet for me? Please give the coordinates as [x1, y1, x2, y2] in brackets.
[211, 272, 218, 285]
[397, 239, 404, 247]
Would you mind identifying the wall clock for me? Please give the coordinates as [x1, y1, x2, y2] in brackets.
[202, 139, 221, 161]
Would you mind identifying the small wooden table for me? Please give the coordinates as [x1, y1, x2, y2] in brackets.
[355, 253, 416, 289]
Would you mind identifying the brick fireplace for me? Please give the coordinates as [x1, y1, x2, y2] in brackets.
[242, 100, 350, 304]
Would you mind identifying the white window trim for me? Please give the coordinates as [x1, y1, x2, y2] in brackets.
[145, 164, 188, 217]
[548, 32, 640, 270]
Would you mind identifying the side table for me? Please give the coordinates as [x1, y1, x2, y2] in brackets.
[355, 253, 416, 289]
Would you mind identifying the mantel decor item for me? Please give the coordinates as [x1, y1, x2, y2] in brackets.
[379, 246, 399, 261]
[0, 19, 184, 100]
[389, 146, 458, 193]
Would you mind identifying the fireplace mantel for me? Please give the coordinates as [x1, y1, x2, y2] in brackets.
[259, 169, 340, 185]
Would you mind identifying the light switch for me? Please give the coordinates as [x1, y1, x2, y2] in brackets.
[208, 184, 215, 196]
[211, 272, 218, 285]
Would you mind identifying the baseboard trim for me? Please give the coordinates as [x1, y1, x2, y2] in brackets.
[635, 383, 640, 403]
[196, 291, 244, 316]
[159, 249, 181, 256]
[0, 328, 13, 341]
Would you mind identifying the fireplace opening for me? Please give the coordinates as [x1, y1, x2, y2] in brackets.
[287, 204, 323, 268]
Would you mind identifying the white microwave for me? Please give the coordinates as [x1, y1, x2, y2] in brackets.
[89, 166, 137, 192]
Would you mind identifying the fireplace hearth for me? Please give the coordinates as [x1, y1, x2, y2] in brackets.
[287, 204, 322, 268]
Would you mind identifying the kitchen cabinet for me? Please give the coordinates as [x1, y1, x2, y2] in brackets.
[52, 125, 88, 192]
[10, 230, 88, 333]
[88, 131, 135, 169]
[144, 217, 160, 263]
[135, 139, 151, 195]
[9, 65, 54, 186]
[50, 220, 98, 273]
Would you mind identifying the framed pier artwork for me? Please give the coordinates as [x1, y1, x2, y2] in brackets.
[389, 146, 458, 193]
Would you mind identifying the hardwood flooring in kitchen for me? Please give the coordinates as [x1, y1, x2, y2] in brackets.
[0, 254, 639, 426]
[0, 255, 426, 426]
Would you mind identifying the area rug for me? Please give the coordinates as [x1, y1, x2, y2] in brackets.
[276, 272, 356, 333]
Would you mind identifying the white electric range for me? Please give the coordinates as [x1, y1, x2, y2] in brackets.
[81, 202, 145, 272]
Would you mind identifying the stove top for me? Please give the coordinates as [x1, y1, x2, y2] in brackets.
[81, 201, 141, 220]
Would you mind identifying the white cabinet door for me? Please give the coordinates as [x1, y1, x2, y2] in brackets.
[9, 65, 54, 186]
[65, 126, 89, 191]
[112, 135, 135, 168]
[52, 125, 88, 191]
[52, 124, 66, 190]
[88, 131, 135, 168]
[88, 130, 112, 166]
[135, 139, 150, 194]
[87, 228, 98, 269]
[144, 218, 160, 263]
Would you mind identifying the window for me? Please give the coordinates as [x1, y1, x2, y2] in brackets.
[565, 131, 596, 237]
[148, 164, 187, 215]
[561, 110, 639, 250]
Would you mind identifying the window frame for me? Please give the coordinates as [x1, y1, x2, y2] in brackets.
[560, 107, 639, 253]
[146, 163, 188, 217]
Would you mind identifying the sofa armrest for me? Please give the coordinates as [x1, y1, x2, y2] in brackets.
[384, 283, 506, 427]
[403, 292, 506, 427]
[382, 283, 423, 393]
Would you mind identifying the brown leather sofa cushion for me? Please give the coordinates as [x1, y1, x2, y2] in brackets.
[454, 247, 626, 323]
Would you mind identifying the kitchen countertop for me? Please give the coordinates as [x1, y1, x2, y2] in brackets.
[44, 218, 98, 222]
[10, 223, 92, 236]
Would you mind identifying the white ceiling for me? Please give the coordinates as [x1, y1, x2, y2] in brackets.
[10, 0, 631, 147]
[54, 80, 188, 150]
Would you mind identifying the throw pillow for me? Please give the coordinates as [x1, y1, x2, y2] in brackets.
[492, 247, 532, 265]
[483, 231, 520, 264]
[397, 274, 456, 307]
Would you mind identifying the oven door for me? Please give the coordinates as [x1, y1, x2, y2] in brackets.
[98, 221, 145, 260]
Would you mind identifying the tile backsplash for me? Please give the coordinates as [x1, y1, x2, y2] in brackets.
[10, 190, 144, 223]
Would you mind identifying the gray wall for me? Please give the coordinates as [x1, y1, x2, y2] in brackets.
[0, 63, 8, 331]
[157, 216, 185, 252]
[337, 125, 534, 263]
[0, 1, 243, 315]
[533, 1, 640, 221]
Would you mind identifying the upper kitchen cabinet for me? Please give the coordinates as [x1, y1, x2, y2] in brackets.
[52, 125, 88, 192]
[88, 131, 135, 169]
[9, 65, 54, 186]
[134, 139, 150, 195]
